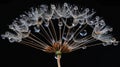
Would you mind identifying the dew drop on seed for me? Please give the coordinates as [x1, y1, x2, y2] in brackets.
[52, 39, 55, 43]
[62, 36, 67, 40]
[58, 22, 63, 27]
[9, 38, 15, 43]
[72, 22, 78, 27]
[44, 22, 49, 27]
[74, 6, 78, 10]
[113, 41, 119, 46]
[80, 30, 87, 36]
[62, 33, 67, 40]
[51, 5, 56, 9]
[54, 55, 58, 59]
[1, 35, 5, 39]
[89, 21, 94, 25]
[34, 27, 40, 33]
[67, 34, 74, 41]
[81, 46, 87, 49]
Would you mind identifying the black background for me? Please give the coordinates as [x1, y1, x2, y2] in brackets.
[0, 0, 120, 67]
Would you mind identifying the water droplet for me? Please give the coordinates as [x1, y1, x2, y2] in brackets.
[113, 41, 119, 46]
[74, 6, 78, 10]
[34, 27, 40, 33]
[62, 36, 67, 40]
[64, 3, 68, 7]
[44, 22, 49, 27]
[102, 42, 112, 46]
[52, 39, 55, 43]
[102, 43, 107, 46]
[54, 55, 58, 59]
[89, 21, 95, 25]
[58, 22, 63, 27]
[81, 46, 87, 49]
[9, 38, 15, 43]
[51, 4, 56, 9]
[1, 35, 5, 39]
[62, 33, 74, 41]
[80, 30, 87, 36]
[95, 16, 100, 21]
[79, 20, 85, 25]
[72, 21, 78, 26]
[62, 33, 67, 40]
[99, 20, 105, 27]
[68, 34, 74, 41]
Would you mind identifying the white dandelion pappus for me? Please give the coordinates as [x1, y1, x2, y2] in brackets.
[1, 3, 119, 67]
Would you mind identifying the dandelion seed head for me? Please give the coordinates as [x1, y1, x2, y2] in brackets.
[1, 3, 119, 67]
[1, 3, 118, 54]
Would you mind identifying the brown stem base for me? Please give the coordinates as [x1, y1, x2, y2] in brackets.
[57, 55, 61, 67]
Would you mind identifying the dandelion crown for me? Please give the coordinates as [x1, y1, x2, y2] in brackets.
[1, 3, 119, 67]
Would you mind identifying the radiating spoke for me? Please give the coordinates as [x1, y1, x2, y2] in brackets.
[40, 25, 53, 43]
[50, 20, 57, 42]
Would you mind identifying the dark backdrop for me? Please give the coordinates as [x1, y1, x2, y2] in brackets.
[0, 0, 120, 67]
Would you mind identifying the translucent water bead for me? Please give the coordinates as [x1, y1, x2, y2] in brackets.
[34, 27, 40, 33]
[80, 30, 87, 36]
[44, 22, 49, 27]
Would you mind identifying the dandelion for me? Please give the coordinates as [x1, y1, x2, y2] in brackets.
[1, 3, 119, 67]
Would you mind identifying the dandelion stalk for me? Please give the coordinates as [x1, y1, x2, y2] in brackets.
[56, 51, 62, 67]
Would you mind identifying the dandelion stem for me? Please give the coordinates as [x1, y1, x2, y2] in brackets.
[56, 51, 62, 67]
[57, 55, 61, 67]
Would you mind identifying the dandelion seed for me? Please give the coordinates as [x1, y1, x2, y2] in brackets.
[1, 3, 119, 67]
